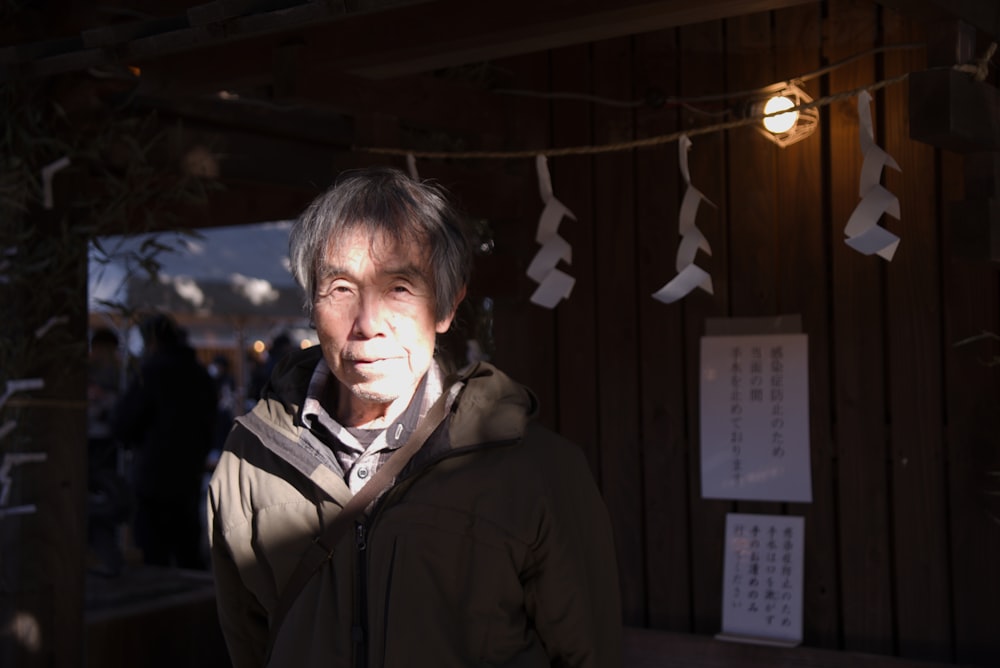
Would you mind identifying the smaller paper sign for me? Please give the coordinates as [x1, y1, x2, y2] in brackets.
[717, 513, 805, 647]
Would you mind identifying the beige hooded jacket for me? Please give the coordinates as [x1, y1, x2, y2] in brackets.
[208, 347, 622, 668]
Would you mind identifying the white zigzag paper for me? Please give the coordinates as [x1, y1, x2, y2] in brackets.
[652, 134, 714, 304]
[844, 91, 902, 261]
[528, 155, 576, 309]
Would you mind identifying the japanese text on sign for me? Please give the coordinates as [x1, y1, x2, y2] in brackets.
[700, 334, 812, 502]
[718, 513, 804, 646]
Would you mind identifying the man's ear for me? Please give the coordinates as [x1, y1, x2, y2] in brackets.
[435, 286, 467, 334]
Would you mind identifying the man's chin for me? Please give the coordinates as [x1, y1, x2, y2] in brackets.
[347, 381, 405, 405]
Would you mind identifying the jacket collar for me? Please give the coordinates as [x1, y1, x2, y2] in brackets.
[265, 347, 537, 448]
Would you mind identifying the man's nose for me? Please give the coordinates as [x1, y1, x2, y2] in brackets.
[353, 292, 388, 337]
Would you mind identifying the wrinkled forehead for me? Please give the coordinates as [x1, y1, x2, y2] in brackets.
[321, 222, 431, 271]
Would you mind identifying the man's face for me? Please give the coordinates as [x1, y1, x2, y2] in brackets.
[313, 228, 456, 424]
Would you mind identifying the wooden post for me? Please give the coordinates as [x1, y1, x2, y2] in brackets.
[1, 202, 88, 667]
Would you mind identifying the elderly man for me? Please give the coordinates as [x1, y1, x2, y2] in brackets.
[208, 167, 622, 667]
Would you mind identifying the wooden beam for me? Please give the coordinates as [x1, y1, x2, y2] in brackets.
[275, 68, 508, 140]
[873, 0, 999, 37]
[260, 0, 824, 79]
[0, 0, 423, 80]
[4, 0, 820, 82]
[136, 54, 509, 140]
[135, 93, 356, 147]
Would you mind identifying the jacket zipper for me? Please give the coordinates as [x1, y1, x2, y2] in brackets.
[349, 437, 520, 668]
[354, 521, 368, 668]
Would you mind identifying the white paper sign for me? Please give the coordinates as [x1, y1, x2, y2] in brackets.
[717, 513, 805, 647]
[700, 334, 812, 502]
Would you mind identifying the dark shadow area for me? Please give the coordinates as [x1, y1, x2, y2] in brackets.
[85, 566, 230, 668]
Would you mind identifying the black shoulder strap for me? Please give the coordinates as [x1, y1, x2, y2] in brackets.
[265, 379, 459, 657]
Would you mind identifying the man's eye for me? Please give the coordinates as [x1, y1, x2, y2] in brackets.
[319, 283, 352, 298]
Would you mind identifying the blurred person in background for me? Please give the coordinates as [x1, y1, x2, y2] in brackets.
[86, 327, 132, 576]
[113, 313, 217, 569]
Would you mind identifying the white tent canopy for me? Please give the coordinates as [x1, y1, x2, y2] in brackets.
[88, 220, 314, 352]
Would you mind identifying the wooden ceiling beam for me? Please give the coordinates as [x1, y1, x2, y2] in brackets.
[4, 0, 819, 82]
[131, 0, 821, 83]
[320, 0, 822, 79]
[135, 93, 356, 147]
[0, 0, 426, 81]
[873, 0, 998, 37]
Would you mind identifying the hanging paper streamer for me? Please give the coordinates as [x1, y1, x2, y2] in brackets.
[406, 153, 419, 180]
[0, 451, 48, 518]
[527, 155, 576, 309]
[844, 91, 901, 261]
[0, 378, 44, 412]
[41, 156, 71, 210]
[34, 315, 69, 339]
[652, 134, 714, 304]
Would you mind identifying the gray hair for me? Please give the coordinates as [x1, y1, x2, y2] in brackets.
[289, 166, 472, 322]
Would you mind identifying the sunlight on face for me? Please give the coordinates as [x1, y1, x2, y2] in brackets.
[313, 229, 455, 426]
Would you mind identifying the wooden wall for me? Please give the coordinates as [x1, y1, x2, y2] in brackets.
[420, 0, 1000, 664]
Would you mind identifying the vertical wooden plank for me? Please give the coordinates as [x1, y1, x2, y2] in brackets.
[592, 35, 645, 626]
[725, 10, 787, 522]
[824, 0, 894, 654]
[725, 10, 778, 316]
[942, 153, 1000, 666]
[881, 9, 953, 662]
[679, 19, 732, 635]
[773, 3, 841, 650]
[550, 44, 600, 475]
[635, 27, 693, 632]
[488, 52, 558, 428]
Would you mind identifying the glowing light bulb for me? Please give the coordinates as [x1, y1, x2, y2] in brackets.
[762, 95, 798, 134]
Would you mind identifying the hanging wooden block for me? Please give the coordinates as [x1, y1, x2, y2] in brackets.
[908, 68, 1000, 154]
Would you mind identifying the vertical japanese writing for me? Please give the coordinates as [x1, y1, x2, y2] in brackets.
[730, 346, 744, 485]
[746, 524, 761, 615]
[769, 345, 785, 459]
[781, 525, 796, 628]
[730, 522, 746, 611]
[763, 524, 780, 626]
[749, 346, 764, 402]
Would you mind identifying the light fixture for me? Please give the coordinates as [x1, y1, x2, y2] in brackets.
[751, 82, 818, 147]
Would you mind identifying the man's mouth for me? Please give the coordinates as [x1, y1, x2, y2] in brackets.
[346, 354, 398, 366]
